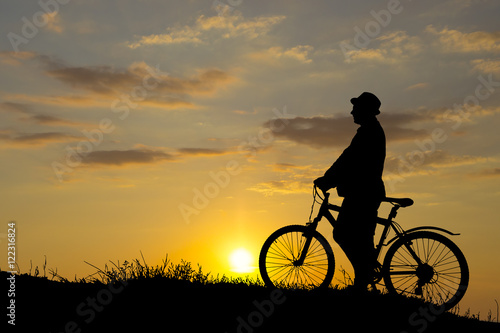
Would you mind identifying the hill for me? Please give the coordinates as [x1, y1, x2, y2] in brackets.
[3, 259, 499, 333]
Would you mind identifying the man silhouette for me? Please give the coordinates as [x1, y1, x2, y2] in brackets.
[314, 92, 386, 291]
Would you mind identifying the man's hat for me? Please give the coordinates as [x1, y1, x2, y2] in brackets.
[350, 92, 381, 115]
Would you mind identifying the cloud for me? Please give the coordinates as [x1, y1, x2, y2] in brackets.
[263, 103, 500, 151]
[249, 45, 314, 64]
[43, 60, 163, 95]
[128, 26, 202, 47]
[270, 163, 311, 172]
[70, 145, 237, 168]
[0, 101, 87, 148]
[2, 93, 107, 108]
[0, 51, 37, 66]
[263, 116, 353, 148]
[385, 150, 487, 177]
[81, 149, 174, 166]
[45, 60, 230, 99]
[406, 83, 429, 91]
[248, 163, 326, 196]
[127, 14, 286, 48]
[347, 48, 386, 62]
[247, 180, 310, 196]
[7, 55, 233, 108]
[0, 102, 87, 127]
[0, 102, 32, 114]
[177, 148, 232, 156]
[425, 25, 500, 53]
[344, 26, 500, 65]
[344, 31, 423, 64]
[28, 114, 81, 127]
[263, 113, 430, 148]
[470, 59, 500, 74]
[43, 11, 63, 34]
[0, 131, 80, 147]
[247, 163, 325, 196]
[469, 167, 500, 178]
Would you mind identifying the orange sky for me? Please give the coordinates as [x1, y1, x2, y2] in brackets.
[1, 0, 500, 318]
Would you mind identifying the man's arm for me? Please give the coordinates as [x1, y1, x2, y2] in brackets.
[314, 146, 352, 190]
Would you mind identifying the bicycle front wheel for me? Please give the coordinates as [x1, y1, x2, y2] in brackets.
[259, 225, 335, 290]
[383, 231, 469, 310]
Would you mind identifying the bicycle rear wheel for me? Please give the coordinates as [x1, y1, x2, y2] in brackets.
[383, 231, 469, 310]
[259, 225, 335, 290]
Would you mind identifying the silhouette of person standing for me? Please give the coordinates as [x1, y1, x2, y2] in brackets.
[314, 92, 386, 291]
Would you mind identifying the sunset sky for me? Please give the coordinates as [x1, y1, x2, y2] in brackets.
[1, 0, 499, 317]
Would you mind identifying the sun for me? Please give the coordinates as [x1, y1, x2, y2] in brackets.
[229, 248, 255, 273]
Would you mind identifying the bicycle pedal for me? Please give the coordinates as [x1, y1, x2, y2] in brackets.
[415, 286, 423, 296]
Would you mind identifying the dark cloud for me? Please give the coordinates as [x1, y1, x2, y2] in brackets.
[5, 132, 80, 146]
[469, 167, 500, 178]
[5, 53, 232, 107]
[0, 102, 32, 113]
[47, 65, 134, 95]
[271, 163, 310, 172]
[177, 147, 230, 156]
[29, 114, 81, 127]
[39, 55, 232, 105]
[264, 116, 354, 148]
[263, 113, 429, 148]
[385, 150, 485, 175]
[1, 102, 85, 127]
[80, 146, 233, 167]
[81, 149, 174, 166]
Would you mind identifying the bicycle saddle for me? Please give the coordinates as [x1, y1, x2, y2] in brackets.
[383, 197, 414, 207]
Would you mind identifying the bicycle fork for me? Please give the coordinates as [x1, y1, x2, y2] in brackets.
[399, 236, 433, 295]
[386, 206, 432, 294]
[295, 192, 335, 266]
[295, 220, 319, 266]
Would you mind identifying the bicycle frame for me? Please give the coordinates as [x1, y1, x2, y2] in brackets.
[302, 188, 459, 268]
[305, 191, 397, 264]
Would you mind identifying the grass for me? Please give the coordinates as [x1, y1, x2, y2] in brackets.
[4, 254, 499, 332]
[44, 252, 263, 287]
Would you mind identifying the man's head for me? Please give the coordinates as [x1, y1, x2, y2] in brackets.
[350, 92, 381, 125]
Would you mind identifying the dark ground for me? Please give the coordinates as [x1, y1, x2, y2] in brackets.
[3, 271, 500, 333]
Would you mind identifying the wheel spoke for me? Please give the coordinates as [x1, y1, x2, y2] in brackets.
[261, 227, 334, 290]
[384, 232, 468, 311]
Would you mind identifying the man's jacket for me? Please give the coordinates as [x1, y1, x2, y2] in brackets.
[323, 119, 386, 199]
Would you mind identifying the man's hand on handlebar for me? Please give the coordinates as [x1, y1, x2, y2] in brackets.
[313, 177, 329, 193]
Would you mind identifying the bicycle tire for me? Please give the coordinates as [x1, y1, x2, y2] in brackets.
[259, 225, 335, 290]
[383, 231, 469, 310]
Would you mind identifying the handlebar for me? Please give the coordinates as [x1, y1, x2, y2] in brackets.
[313, 184, 328, 198]
[313, 185, 340, 212]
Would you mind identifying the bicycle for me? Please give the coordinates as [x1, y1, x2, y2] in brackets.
[259, 186, 469, 310]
